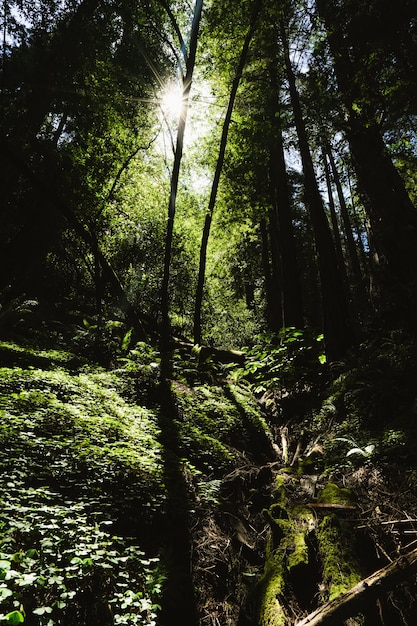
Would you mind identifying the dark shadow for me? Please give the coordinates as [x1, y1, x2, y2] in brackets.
[222, 383, 276, 464]
[156, 351, 199, 626]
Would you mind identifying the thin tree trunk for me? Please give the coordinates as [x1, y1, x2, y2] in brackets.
[280, 20, 354, 360]
[322, 147, 347, 285]
[267, 208, 284, 332]
[346, 169, 367, 261]
[325, 142, 370, 316]
[160, 0, 204, 349]
[193, 0, 263, 345]
[268, 66, 304, 329]
[260, 218, 281, 331]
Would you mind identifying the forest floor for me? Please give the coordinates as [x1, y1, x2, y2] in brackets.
[1, 313, 417, 625]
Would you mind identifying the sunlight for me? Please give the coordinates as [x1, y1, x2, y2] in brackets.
[161, 82, 184, 119]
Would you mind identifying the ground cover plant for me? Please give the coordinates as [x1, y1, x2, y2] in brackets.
[0, 332, 278, 625]
[0, 339, 165, 625]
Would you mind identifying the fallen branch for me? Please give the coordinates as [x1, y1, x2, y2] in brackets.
[306, 502, 357, 511]
[295, 546, 417, 626]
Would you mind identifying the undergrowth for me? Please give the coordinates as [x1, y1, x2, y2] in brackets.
[0, 340, 165, 625]
[0, 332, 277, 625]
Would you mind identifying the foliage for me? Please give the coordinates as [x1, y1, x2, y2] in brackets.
[305, 329, 417, 477]
[335, 437, 375, 460]
[0, 485, 162, 625]
[0, 340, 166, 625]
[174, 383, 252, 474]
[234, 328, 326, 394]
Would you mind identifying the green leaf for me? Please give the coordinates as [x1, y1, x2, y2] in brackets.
[5, 611, 25, 624]
[0, 587, 13, 599]
[33, 607, 53, 615]
[346, 447, 367, 457]
[17, 572, 38, 586]
[121, 329, 133, 351]
[25, 549, 38, 559]
[54, 601, 66, 610]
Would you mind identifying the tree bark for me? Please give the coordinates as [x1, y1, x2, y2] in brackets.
[260, 218, 282, 332]
[322, 147, 347, 285]
[325, 142, 370, 317]
[296, 546, 417, 626]
[268, 63, 304, 330]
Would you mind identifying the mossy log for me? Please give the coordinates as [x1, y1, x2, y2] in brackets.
[295, 546, 417, 626]
[255, 476, 316, 625]
[316, 514, 362, 601]
[253, 479, 370, 625]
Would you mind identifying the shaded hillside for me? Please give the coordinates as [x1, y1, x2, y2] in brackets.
[1, 318, 417, 625]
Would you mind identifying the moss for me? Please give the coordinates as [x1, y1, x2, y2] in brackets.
[287, 506, 315, 571]
[274, 475, 288, 505]
[256, 488, 316, 623]
[317, 514, 362, 601]
[256, 542, 287, 626]
[318, 482, 353, 505]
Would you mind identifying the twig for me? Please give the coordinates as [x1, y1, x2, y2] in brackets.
[380, 518, 417, 525]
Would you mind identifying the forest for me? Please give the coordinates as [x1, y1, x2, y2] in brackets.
[1, 0, 417, 624]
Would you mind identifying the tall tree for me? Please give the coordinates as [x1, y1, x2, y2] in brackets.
[324, 140, 370, 316]
[316, 0, 417, 319]
[279, 18, 355, 359]
[193, 0, 263, 345]
[160, 0, 204, 349]
[267, 62, 304, 331]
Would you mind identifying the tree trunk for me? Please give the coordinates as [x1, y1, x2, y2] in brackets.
[325, 142, 370, 317]
[160, 0, 204, 349]
[322, 147, 348, 285]
[260, 218, 282, 332]
[280, 21, 354, 360]
[193, 0, 263, 345]
[267, 208, 284, 332]
[268, 70, 304, 330]
[316, 0, 417, 308]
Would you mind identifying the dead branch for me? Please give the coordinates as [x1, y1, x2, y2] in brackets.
[306, 502, 357, 510]
[295, 546, 417, 626]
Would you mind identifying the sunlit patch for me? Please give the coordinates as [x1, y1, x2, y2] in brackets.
[161, 82, 184, 118]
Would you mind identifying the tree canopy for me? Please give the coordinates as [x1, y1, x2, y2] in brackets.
[2, 0, 417, 355]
